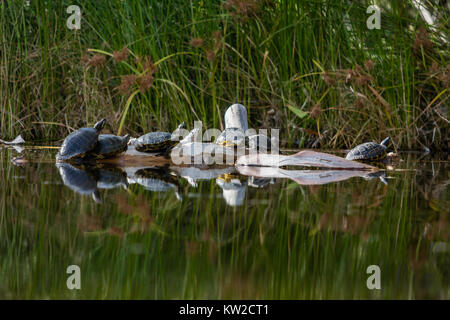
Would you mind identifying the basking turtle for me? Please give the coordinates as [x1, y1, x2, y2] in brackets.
[215, 127, 246, 147]
[346, 137, 390, 161]
[90, 134, 130, 159]
[135, 122, 186, 153]
[129, 167, 182, 200]
[56, 162, 101, 203]
[56, 118, 106, 161]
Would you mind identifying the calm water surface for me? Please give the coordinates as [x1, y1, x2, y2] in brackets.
[0, 146, 448, 299]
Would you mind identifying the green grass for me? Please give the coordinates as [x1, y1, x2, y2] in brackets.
[0, 0, 448, 149]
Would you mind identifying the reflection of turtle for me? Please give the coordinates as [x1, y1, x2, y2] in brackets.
[56, 162, 101, 203]
[216, 174, 247, 206]
[346, 137, 390, 161]
[97, 166, 128, 189]
[363, 170, 388, 185]
[248, 176, 273, 188]
[90, 134, 130, 159]
[131, 167, 182, 200]
[56, 119, 106, 161]
[135, 122, 185, 153]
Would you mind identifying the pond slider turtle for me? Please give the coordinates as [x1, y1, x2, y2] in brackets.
[135, 122, 186, 153]
[215, 127, 246, 147]
[345, 137, 390, 161]
[56, 162, 101, 203]
[90, 134, 130, 159]
[56, 118, 106, 161]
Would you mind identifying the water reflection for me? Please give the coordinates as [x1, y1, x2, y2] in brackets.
[55, 160, 395, 207]
[97, 166, 128, 190]
[128, 167, 183, 201]
[56, 162, 101, 203]
[0, 146, 448, 299]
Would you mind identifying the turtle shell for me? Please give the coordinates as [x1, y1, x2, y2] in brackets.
[346, 142, 387, 161]
[135, 122, 186, 153]
[56, 119, 106, 161]
[91, 134, 130, 159]
[135, 132, 177, 152]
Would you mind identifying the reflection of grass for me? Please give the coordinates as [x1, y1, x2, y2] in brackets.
[0, 1, 448, 150]
[0, 150, 447, 299]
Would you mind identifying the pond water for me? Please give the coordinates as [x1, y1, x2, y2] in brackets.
[0, 146, 448, 299]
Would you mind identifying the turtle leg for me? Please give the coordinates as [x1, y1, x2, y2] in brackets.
[218, 140, 236, 148]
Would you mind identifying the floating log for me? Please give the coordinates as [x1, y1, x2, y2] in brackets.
[236, 150, 375, 170]
[237, 166, 377, 185]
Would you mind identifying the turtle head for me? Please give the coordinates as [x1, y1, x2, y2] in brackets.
[123, 134, 131, 143]
[92, 190, 102, 204]
[380, 137, 390, 147]
[93, 118, 107, 132]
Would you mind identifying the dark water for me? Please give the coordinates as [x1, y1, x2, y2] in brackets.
[0, 146, 448, 299]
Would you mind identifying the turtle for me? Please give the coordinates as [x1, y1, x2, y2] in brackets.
[56, 162, 101, 203]
[345, 137, 390, 161]
[90, 134, 130, 159]
[215, 127, 246, 147]
[56, 118, 106, 161]
[135, 122, 186, 153]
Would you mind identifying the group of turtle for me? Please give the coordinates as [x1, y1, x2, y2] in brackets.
[56, 103, 391, 163]
[56, 119, 188, 162]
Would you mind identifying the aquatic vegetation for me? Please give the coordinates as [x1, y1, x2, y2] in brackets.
[0, 1, 447, 150]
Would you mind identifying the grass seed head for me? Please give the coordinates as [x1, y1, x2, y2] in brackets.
[414, 26, 433, 52]
[189, 37, 204, 48]
[310, 103, 322, 118]
[87, 54, 106, 68]
[138, 73, 154, 93]
[205, 49, 216, 62]
[113, 46, 129, 63]
[116, 74, 137, 94]
[364, 60, 374, 71]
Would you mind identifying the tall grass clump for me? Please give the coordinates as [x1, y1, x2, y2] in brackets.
[0, 0, 448, 150]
